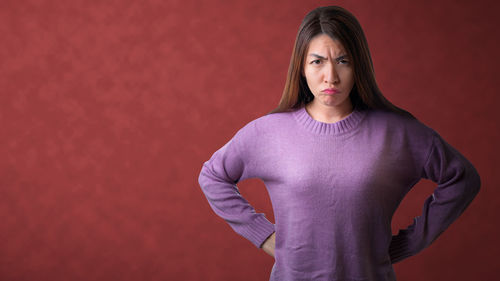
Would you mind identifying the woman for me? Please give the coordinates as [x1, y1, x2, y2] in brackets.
[198, 6, 480, 281]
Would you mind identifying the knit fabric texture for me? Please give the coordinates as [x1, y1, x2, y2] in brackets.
[198, 104, 481, 281]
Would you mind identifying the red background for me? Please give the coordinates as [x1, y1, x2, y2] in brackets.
[1, 0, 498, 280]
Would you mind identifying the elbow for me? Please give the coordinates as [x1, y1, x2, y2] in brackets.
[198, 169, 203, 187]
[198, 161, 210, 188]
[470, 166, 481, 197]
[464, 161, 481, 198]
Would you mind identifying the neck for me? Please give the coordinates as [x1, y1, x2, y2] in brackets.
[305, 100, 354, 123]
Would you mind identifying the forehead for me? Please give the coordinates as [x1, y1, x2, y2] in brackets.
[306, 34, 347, 55]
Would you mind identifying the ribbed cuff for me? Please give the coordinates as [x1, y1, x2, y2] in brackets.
[239, 216, 276, 248]
[389, 233, 415, 264]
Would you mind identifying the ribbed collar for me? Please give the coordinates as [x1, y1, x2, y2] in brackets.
[292, 104, 366, 135]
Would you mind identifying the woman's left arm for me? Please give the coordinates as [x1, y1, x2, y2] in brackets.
[389, 130, 481, 263]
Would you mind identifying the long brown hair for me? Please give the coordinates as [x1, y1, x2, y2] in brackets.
[267, 6, 414, 118]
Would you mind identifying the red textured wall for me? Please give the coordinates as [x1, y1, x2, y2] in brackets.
[1, 0, 498, 280]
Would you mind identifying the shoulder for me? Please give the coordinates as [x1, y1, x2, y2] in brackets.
[365, 109, 442, 169]
[364, 108, 436, 138]
[236, 109, 297, 138]
[228, 110, 296, 161]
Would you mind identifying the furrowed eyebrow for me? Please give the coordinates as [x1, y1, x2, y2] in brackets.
[309, 53, 327, 60]
[309, 53, 348, 62]
[334, 55, 348, 62]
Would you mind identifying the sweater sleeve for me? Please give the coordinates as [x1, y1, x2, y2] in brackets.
[389, 129, 481, 263]
[198, 126, 275, 249]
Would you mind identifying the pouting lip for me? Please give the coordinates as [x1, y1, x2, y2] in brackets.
[322, 88, 340, 93]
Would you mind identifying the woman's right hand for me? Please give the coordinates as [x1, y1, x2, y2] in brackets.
[261, 232, 276, 258]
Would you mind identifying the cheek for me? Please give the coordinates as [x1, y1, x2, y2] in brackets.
[304, 68, 321, 83]
[303, 69, 312, 84]
[341, 69, 354, 84]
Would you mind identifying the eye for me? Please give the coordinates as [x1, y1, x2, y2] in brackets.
[310, 59, 322, 65]
[338, 59, 349, 65]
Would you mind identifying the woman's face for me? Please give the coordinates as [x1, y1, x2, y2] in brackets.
[303, 34, 354, 110]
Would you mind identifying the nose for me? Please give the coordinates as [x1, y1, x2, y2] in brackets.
[324, 62, 339, 84]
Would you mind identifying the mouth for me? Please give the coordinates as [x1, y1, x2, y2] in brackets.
[321, 88, 340, 94]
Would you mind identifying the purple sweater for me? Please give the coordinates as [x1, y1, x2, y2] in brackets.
[198, 104, 480, 281]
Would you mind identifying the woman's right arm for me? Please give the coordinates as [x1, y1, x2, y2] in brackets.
[198, 126, 275, 249]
